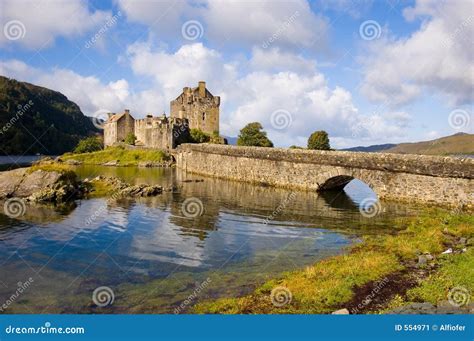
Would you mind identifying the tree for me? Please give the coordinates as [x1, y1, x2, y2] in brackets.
[307, 130, 330, 150]
[190, 128, 211, 143]
[237, 122, 273, 147]
[124, 133, 137, 145]
[73, 136, 103, 153]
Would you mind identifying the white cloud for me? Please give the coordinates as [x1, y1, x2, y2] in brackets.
[126, 42, 237, 101]
[117, 0, 328, 52]
[0, 0, 112, 49]
[0, 59, 133, 115]
[360, 0, 474, 107]
[249, 47, 316, 74]
[1, 43, 410, 148]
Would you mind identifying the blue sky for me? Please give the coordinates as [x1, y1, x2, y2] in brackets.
[1, 0, 472, 148]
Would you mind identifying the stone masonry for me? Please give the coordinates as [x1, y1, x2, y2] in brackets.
[170, 81, 220, 135]
[175, 144, 474, 208]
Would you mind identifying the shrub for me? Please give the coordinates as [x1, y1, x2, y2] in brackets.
[73, 136, 103, 154]
[237, 122, 273, 147]
[124, 133, 137, 145]
[190, 129, 211, 143]
[307, 131, 330, 150]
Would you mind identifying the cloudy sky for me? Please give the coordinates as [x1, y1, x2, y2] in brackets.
[1, 0, 472, 148]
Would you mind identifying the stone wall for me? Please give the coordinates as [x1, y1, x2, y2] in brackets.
[170, 82, 220, 135]
[175, 144, 474, 208]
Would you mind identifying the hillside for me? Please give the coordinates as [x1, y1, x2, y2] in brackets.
[342, 143, 396, 152]
[0, 76, 98, 155]
[386, 133, 474, 156]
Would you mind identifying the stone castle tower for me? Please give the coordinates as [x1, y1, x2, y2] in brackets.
[170, 81, 220, 135]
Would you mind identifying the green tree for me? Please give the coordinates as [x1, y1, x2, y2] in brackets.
[237, 122, 273, 147]
[73, 136, 103, 154]
[190, 128, 211, 143]
[307, 130, 331, 150]
[124, 133, 137, 145]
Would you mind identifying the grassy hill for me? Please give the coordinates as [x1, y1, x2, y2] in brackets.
[0, 76, 99, 155]
[386, 133, 474, 156]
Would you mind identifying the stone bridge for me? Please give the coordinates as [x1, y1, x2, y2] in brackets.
[174, 144, 474, 208]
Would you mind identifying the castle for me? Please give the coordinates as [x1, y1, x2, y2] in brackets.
[104, 81, 220, 149]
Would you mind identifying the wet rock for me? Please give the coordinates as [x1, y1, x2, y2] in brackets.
[138, 160, 173, 168]
[119, 184, 163, 197]
[332, 308, 350, 315]
[417, 255, 428, 265]
[64, 159, 82, 165]
[0, 168, 27, 199]
[14, 170, 64, 197]
[102, 160, 119, 166]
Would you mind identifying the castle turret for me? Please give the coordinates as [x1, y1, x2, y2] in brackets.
[198, 81, 206, 98]
[170, 82, 220, 135]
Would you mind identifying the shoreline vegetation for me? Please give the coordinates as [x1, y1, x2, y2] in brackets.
[194, 211, 473, 314]
[60, 146, 171, 167]
[1, 156, 472, 315]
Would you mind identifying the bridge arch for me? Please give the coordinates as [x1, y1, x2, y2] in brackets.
[316, 171, 380, 199]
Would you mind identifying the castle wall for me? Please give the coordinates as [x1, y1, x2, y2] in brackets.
[170, 83, 220, 135]
[104, 121, 117, 147]
[134, 117, 190, 150]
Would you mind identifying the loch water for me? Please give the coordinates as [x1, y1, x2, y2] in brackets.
[0, 166, 423, 313]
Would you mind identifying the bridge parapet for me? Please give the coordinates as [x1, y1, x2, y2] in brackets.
[176, 144, 473, 179]
[175, 144, 473, 208]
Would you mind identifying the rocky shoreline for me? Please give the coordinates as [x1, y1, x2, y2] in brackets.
[0, 163, 172, 212]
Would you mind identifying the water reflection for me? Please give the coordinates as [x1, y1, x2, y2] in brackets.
[0, 166, 422, 313]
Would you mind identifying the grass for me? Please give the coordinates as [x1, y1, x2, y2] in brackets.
[61, 147, 170, 166]
[27, 162, 77, 182]
[194, 211, 474, 314]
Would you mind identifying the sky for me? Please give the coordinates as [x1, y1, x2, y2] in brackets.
[0, 0, 473, 148]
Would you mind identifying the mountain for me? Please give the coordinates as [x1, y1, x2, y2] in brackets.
[386, 133, 474, 156]
[0, 76, 99, 155]
[342, 143, 397, 152]
[224, 136, 238, 145]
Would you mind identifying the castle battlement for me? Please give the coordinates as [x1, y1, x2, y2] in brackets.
[104, 81, 218, 150]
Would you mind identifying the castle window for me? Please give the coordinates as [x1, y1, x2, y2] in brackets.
[202, 112, 205, 121]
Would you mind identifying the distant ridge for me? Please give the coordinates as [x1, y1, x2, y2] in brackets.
[341, 143, 397, 152]
[341, 133, 474, 156]
[386, 133, 473, 156]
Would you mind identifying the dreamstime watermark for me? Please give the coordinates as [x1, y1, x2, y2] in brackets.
[3, 19, 26, 41]
[91, 109, 112, 129]
[448, 286, 471, 307]
[270, 109, 293, 130]
[263, 192, 297, 225]
[0, 277, 34, 312]
[84, 11, 122, 48]
[359, 197, 383, 218]
[85, 189, 124, 226]
[359, 20, 382, 40]
[181, 20, 204, 41]
[270, 286, 292, 307]
[351, 115, 378, 138]
[181, 197, 204, 218]
[5, 322, 85, 335]
[174, 277, 212, 314]
[262, 11, 300, 48]
[0, 100, 34, 135]
[448, 109, 471, 131]
[92, 286, 115, 307]
[3, 197, 27, 218]
[443, 15, 473, 47]
[351, 277, 389, 314]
